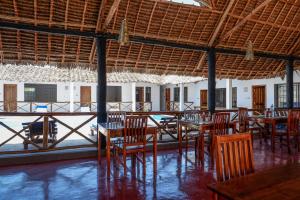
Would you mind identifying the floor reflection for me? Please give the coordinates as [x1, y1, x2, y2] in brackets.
[1, 140, 300, 199]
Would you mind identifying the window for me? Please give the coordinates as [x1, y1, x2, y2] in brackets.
[232, 87, 237, 108]
[184, 87, 188, 102]
[275, 83, 300, 108]
[145, 87, 151, 102]
[107, 86, 122, 102]
[174, 87, 180, 102]
[216, 88, 226, 108]
[24, 84, 57, 102]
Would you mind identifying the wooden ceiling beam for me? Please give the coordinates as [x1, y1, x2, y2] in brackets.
[76, 0, 89, 63]
[12, 0, 21, 61]
[0, 33, 3, 63]
[221, 0, 274, 42]
[34, 0, 38, 63]
[145, 2, 157, 35]
[195, 0, 235, 71]
[89, 0, 107, 64]
[47, 0, 54, 64]
[102, 0, 121, 31]
[62, 0, 70, 63]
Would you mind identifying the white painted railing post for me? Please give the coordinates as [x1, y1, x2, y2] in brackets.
[70, 82, 74, 112]
[131, 82, 136, 112]
[179, 83, 184, 111]
[226, 79, 232, 109]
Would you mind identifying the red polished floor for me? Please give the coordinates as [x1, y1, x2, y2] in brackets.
[1, 140, 300, 200]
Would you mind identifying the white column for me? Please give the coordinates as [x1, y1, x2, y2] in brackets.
[131, 82, 136, 112]
[226, 79, 232, 109]
[179, 83, 184, 111]
[69, 82, 74, 112]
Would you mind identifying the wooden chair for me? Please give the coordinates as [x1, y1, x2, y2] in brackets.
[22, 121, 57, 149]
[113, 115, 148, 176]
[274, 110, 300, 154]
[107, 111, 126, 124]
[212, 133, 255, 199]
[215, 133, 254, 182]
[182, 110, 207, 158]
[237, 107, 264, 144]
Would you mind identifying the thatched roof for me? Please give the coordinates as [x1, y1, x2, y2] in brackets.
[0, 64, 204, 84]
[0, 0, 300, 79]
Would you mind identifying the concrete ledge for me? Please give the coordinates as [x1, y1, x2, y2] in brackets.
[0, 141, 195, 167]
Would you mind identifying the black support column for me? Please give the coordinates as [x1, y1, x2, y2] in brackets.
[208, 48, 216, 113]
[96, 37, 107, 123]
[286, 58, 294, 109]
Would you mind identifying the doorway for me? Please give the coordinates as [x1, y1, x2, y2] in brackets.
[165, 88, 170, 111]
[252, 85, 266, 110]
[200, 89, 208, 110]
[80, 86, 91, 108]
[4, 84, 17, 112]
[136, 87, 144, 111]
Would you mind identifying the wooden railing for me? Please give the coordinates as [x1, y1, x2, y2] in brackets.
[168, 101, 194, 111]
[0, 101, 153, 112]
[0, 112, 97, 154]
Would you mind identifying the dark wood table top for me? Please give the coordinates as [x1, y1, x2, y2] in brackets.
[207, 163, 300, 200]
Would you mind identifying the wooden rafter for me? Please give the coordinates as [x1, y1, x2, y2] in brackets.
[13, 0, 21, 61]
[62, 0, 70, 63]
[195, 0, 235, 70]
[145, 1, 157, 34]
[102, 0, 122, 31]
[76, 0, 89, 63]
[47, 0, 54, 64]
[220, 0, 274, 42]
[34, 0, 38, 63]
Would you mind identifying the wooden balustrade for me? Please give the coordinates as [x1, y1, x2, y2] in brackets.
[0, 112, 97, 154]
[0, 101, 151, 112]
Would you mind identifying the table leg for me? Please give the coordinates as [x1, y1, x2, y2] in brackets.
[272, 121, 275, 153]
[153, 129, 157, 172]
[178, 123, 182, 154]
[106, 130, 111, 178]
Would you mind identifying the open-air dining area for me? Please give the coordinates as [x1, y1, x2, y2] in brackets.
[1, 0, 300, 199]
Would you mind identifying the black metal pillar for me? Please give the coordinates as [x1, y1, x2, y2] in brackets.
[96, 37, 107, 123]
[208, 48, 216, 113]
[286, 58, 294, 109]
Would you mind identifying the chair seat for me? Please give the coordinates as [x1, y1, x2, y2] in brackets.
[110, 137, 124, 144]
[115, 143, 145, 151]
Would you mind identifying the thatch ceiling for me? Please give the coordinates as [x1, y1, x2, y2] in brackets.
[0, 0, 300, 79]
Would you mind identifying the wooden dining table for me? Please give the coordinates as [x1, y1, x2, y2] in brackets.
[248, 115, 287, 152]
[207, 163, 300, 200]
[178, 119, 237, 160]
[97, 122, 157, 177]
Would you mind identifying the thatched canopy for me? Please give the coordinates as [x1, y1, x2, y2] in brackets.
[0, 64, 204, 84]
[0, 0, 300, 79]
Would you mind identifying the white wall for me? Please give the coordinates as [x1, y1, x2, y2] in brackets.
[164, 72, 300, 109]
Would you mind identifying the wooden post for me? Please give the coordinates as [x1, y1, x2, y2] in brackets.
[286, 58, 294, 109]
[208, 48, 216, 113]
[96, 37, 107, 150]
[43, 116, 49, 149]
[96, 37, 107, 123]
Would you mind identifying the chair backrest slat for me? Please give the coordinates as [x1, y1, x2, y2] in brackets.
[215, 133, 254, 182]
[238, 107, 249, 132]
[288, 110, 300, 135]
[213, 112, 231, 135]
[124, 116, 148, 146]
[107, 111, 126, 124]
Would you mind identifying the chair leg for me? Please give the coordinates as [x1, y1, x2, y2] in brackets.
[143, 151, 146, 176]
[287, 135, 291, 154]
[123, 151, 127, 176]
